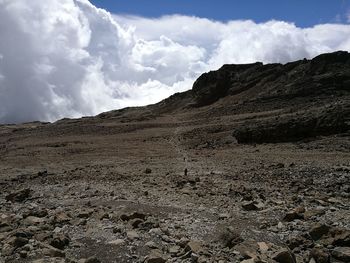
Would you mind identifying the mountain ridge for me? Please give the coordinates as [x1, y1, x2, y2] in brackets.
[1, 51, 349, 144]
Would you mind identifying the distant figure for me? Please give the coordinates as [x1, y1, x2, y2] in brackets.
[184, 168, 188, 176]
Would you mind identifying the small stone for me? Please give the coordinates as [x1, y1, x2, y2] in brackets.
[185, 240, 202, 254]
[309, 224, 330, 241]
[53, 212, 71, 225]
[120, 211, 147, 221]
[34, 231, 52, 242]
[1, 243, 14, 256]
[25, 216, 46, 225]
[191, 253, 199, 262]
[108, 239, 125, 246]
[161, 234, 171, 243]
[219, 227, 243, 248]
[99, 212, 109, 220]
[42, 245, 66, 257]
[304, 209, 325, 220]
[126, 230, 139, 240]
[79, 257, 101, 263]
[331, 229, 350, 246]
[6, 188, 31, 202]
[19, 250, 28, 258]
[112, 225, 123, 233]
[218, 213, 230, 219]
[242, 201, 259, 211]
[32, 259, 65, 263]
[130, 218, 144, 228]
[24, 207, 48, 218]
[310, 248, 330, 263]
[77, 209, 93, 219]
[7, 236, 29, 248]
[332, 247, 350, 261]
[309, 258, 316, 263]
[149, 228, 163, 236]
[287, 235, 311, 250]
[272, 249, 295, 263]
[283, 211, 303, 222]
[50, 233, 70, 250]
[0, 221, 12, 233]
[257, 242, 269, 254]
[169, 245, 181, 255]
[294, 207, 306, 214]
[145, 249, 166, 263]
[175, 237, 188, 248]
[145, 241, 158, 249]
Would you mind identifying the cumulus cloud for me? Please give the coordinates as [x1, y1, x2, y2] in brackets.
[0, 0, 350, 123]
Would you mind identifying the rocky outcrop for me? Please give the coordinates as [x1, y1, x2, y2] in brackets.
[192, 51, 350, 107]
[190, 51, 350, 143]
[233, 102, 350, 143]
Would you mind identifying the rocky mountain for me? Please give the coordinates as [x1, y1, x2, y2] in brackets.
[151, 51, 350, 143]
[0, 51, 349, 263]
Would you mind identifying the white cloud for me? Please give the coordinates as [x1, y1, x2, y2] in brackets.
[0, 0, 350, 123]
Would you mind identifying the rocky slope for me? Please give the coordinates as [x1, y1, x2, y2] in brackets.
[152, 51, 350, 143]
[0, 51, 349, 263]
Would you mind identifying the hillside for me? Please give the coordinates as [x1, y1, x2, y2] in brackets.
[0, 51, 349, 263]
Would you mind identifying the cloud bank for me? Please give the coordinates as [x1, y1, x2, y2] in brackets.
[0, 0, 350, 123]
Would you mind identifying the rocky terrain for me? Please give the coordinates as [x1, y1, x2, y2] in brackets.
[0, 51, 349, 263]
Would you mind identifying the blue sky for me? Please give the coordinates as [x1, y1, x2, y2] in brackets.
[90, 0, 350, 27]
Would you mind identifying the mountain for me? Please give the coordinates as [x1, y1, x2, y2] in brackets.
[101, 50, 350, 144]
[0, 51, 349, 263]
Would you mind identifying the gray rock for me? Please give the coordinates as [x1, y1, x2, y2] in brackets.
[145, 249, 166, 263]
[126, 230, 139, 240]
[185, 240, 202, 254]
[108, 239, 125, 246]
[332, 247, 350, 261]
[42, 245, 66, 258]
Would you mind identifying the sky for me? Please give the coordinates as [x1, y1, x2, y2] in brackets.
[90, 0, 350, 27]
[0, 0, 350, 124]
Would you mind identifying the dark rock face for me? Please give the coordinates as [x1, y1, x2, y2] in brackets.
[5, 188, 31, 202]
[192, 63, 263, 107]
[190, 51, 350, 143]
[233, 104, 350, 143]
